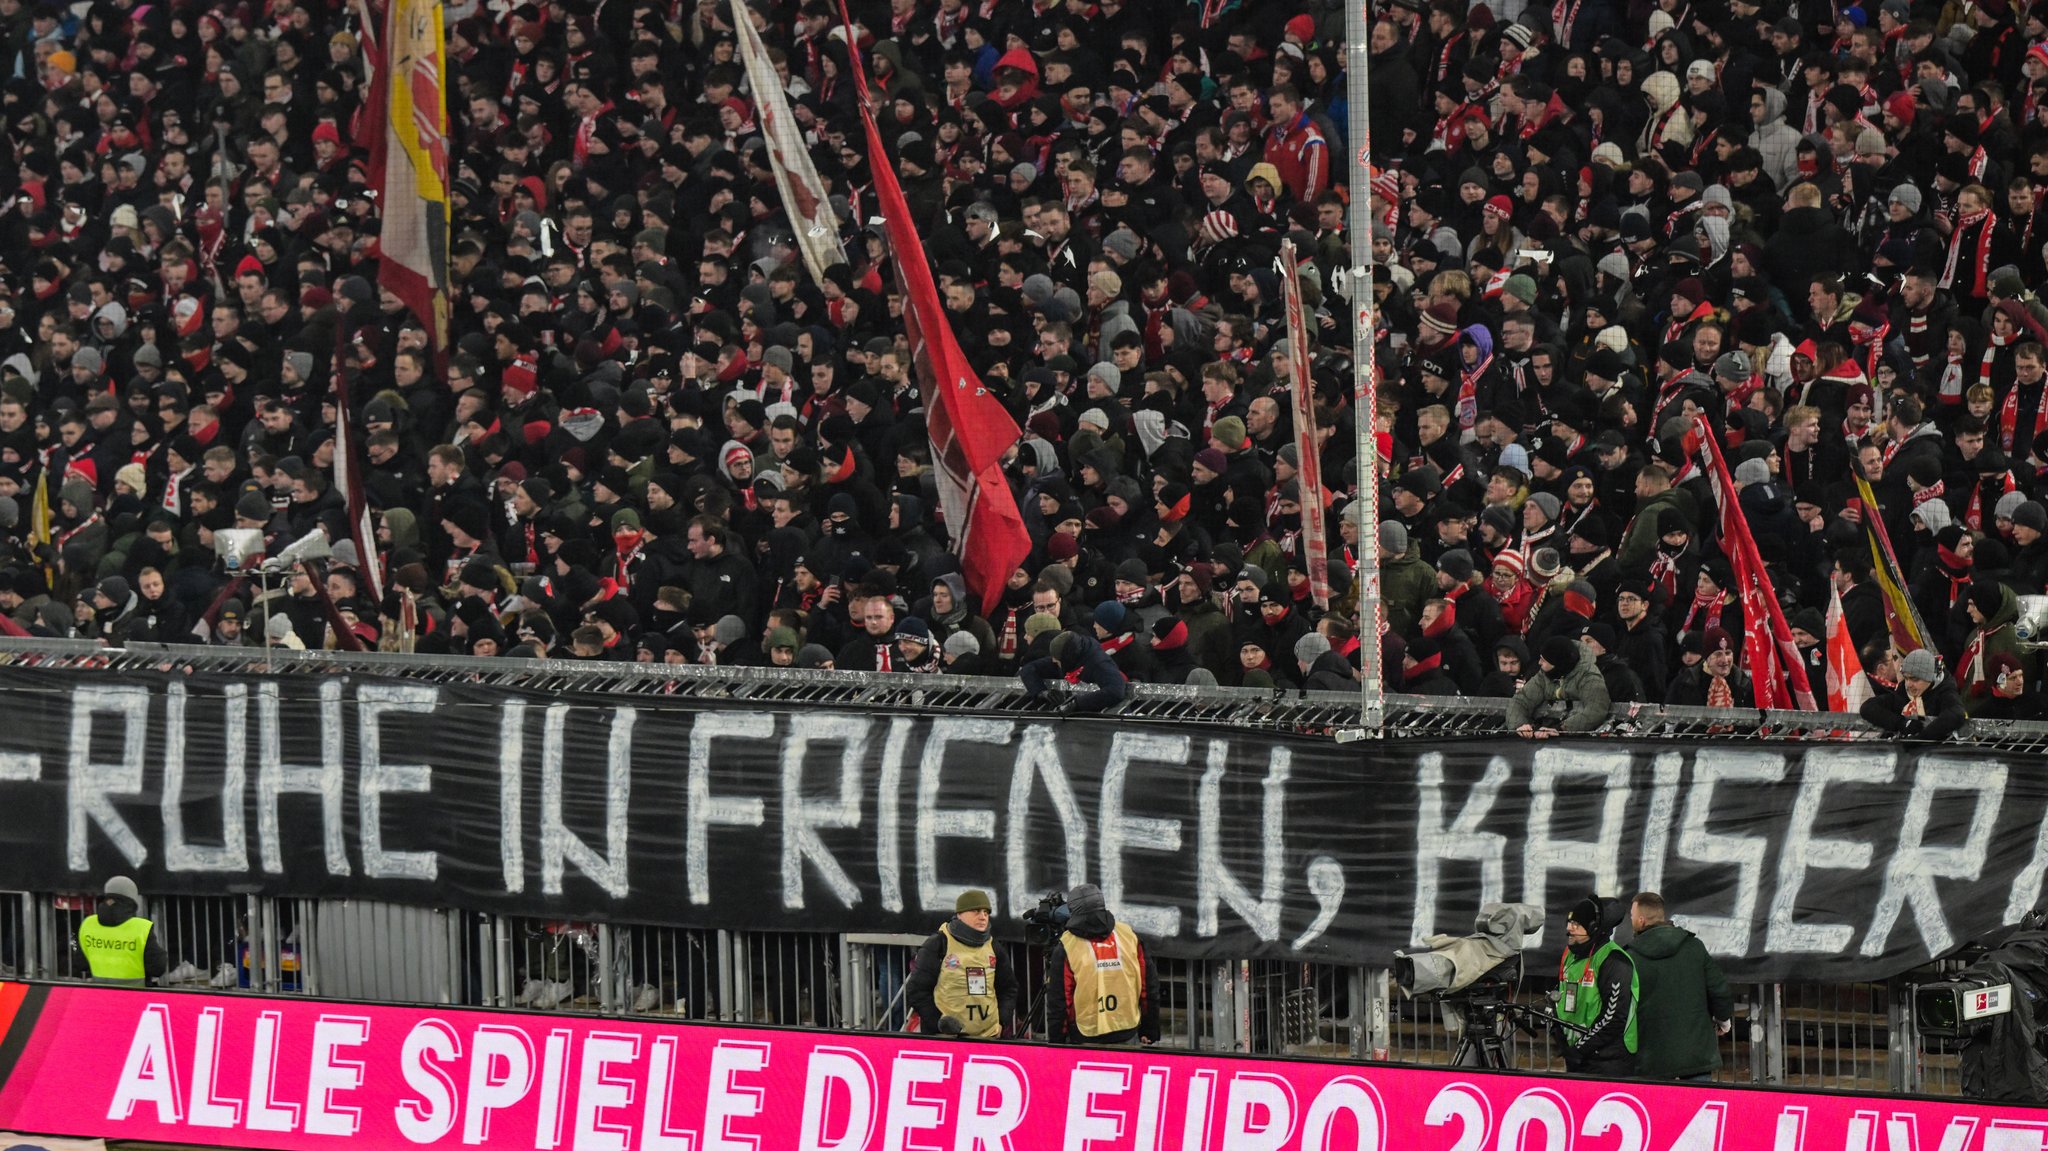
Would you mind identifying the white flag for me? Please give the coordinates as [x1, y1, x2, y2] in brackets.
[732, 0, 848, 284]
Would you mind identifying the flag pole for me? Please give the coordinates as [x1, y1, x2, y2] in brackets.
[1345, 0, 1383, 736]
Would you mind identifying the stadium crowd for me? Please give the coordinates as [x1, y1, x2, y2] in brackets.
[0, 0, 2041, 721]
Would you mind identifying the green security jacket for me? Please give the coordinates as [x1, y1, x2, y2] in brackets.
[1630, 922, 1735, 1079]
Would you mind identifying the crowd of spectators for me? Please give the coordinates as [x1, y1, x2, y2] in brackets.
[0, 0, 2043, 722]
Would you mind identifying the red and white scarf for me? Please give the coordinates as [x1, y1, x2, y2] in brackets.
[1943, 208, 1996, 299]
[2000, 380, 2048, 454]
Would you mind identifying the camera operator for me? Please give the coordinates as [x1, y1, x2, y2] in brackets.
[1555, 895, 1638, 1076]
[903, 889, 1017, 1038]
[1048, 884, 1161, 1047]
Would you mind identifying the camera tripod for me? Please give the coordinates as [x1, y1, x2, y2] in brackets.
[1446, 999, 1591, 1069]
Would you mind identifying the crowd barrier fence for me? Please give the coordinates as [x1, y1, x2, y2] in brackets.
[0, 637, 2020, 1098]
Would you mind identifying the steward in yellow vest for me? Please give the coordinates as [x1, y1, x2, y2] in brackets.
[75, 876, 166, 986]
[904, 888, 1017, 1037]
[1049, 883, 1160, 1046]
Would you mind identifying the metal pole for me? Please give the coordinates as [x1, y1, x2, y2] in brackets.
[1345, 0, 1384, 733]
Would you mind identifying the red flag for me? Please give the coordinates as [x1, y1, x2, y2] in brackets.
[1691, 417, 1818, 709]
[1279, 240, 1331, 609]
[1825, 581, 1873, 713]
[842, 39, 1030, 613]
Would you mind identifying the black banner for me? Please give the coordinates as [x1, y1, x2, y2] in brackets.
[0, 664, 2038, 979]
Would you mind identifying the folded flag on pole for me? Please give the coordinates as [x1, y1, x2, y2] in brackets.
[732, 0, 847, 285]
[836, 2, 1032, 614]
[1825, 581, 1874, 713]
[1851, 467, 1930, 654]
[332, 365, 384, 603]
[1279, 239, 1331, 609]
[1691, 417, 1817, 709]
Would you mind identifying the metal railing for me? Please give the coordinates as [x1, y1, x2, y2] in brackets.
[3, 888, 1952, 1096]
[3, 636, 2047, 748]
[0, 638, 1999, 1095]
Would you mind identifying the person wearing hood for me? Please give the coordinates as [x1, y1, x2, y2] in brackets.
[1506, 635, 1612, 734]
[1479, 634, 1533, 697]
[1628, 892, 1733, 1080]
[1960, 579, 2030, 711]
[903, 888, 1016, 1038]
[1047, 883, 1160, 1047]
[925, 571, 995, 658]
[1554, 894, 1639, 1076]
[1749, 86, 1803, 193]
[74, 875, 167, 985]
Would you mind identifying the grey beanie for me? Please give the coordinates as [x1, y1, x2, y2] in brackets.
[712, 614, 748, 647]
[103, 875, 142, 910]
[1378, 521, 1409, 555]
[1735, 458, 1770, 487]
[0, 496, 18, 529]
[73, 347, 104, 374]
[1103, 228, 1142, 261]
[285, 350, 314, 380]
[1889, 184, 1923, 213]
[944, 630, 981, 657]
[1901, 648, 1940, 682]
[1021, 274, 1057, 307]
[1295, 631, 1332, 664]
[1528, 492, 1561, 521]
[1239, 562, 1269, 589]
[1186, 668, 1219, 687]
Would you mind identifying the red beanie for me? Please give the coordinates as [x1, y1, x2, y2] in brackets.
[502, 353, 538, 396]
[1886, 90, 1915, 127]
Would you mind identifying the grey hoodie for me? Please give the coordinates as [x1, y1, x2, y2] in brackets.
[1752, 88, 1802, 193]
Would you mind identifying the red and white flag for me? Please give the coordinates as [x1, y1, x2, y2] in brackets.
[1825, 581, 1873, 713]
[733, 0, 847, 285]
[332, 365, 384, 604]
[843, 44, 1030, 614]
[1691, 417, 1818, 710]
[1279, 240, 1331, 609]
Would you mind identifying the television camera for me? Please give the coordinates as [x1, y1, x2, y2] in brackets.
[1021, 891, 1070, 943]
[1913, 908, 2048, 1102]
[1395, 903, 1588, 1067]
